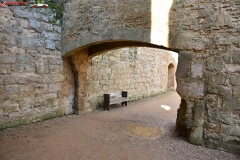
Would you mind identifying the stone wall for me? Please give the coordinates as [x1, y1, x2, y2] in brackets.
[62, 0, 240, 155]
[86, 48, 177, 111]
[169, 0, 240, 155]
[0, 6, 74, 129]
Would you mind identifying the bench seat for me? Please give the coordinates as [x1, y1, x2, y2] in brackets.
[104, 91, 128, 110]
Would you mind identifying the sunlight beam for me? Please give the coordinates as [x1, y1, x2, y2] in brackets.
[151, 0, 173, 47]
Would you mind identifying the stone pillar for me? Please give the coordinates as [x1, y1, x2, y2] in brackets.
[69, 49, 89, 114]
[175, 52, 205, 146]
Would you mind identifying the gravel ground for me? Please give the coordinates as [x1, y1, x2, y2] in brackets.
[0, 91, 239, 160]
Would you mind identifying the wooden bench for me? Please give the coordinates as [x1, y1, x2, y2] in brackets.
[104, 91, 128, 110]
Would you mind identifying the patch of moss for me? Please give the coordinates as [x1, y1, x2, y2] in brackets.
[39, 109, 65, 121]
[0, 119, 30, 130]
[0, 109, 65, 130]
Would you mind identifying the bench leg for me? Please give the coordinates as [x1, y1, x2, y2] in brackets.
[104, 94, 110, 111]
[122, 101, 128, 106]
[104, 103, 110, 110]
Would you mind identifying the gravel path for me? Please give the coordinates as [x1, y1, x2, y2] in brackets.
[0, 91, 239, 160]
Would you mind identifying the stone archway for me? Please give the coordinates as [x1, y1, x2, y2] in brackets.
[167, 63, 174, 91]
[62, 0, 240, 155]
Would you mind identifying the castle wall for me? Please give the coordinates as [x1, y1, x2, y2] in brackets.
[0, 7, 74, 129]
[86, 48, 177, 111]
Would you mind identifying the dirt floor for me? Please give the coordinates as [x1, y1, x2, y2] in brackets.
[0, 91, 239, 160]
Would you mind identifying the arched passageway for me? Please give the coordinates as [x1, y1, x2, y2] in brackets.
[63, 0, 240, 155]
[167, 63, 175, 91]
[68, 41, 177, 113]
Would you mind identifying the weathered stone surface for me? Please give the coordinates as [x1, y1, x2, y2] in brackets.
[191, 62, 203, 78]
[189, 126, 203, 146]
[176, 60, 189, 79]
[233, 86, 240, 96]
[17, 55, 33, 64]
[223, 96, 240, 111]
[19, 85, 34, 93]
[206, 57, 224, 71]
[3, 104, 19, 113]
[11, 64, 23, 73]
[177, 81, 204, 99]
[0, 45, 5, 54]
[29, 19, 41, 30]
[0, 7, 74, 132]
[0, 86, 5, 95]
[5, 85, 18, 95]
[208, 73, 226, 85]
[0, 64, 11, 74]
[4, 76, 18, 84]
[208, 85, 232, 96]
[0, 0, 240, 155]
[193, 101, 205, 126]
[226, 64, 240, 73]
[0, 54, 16, 64]
[86, 48, 177, 110]
[229, 75, 240, 86]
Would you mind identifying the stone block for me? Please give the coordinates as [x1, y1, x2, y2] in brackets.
[206, 57, 224, 71]
[44, 23, 54, 31]
[3, 104, 19, 113]
[221, 124, 240, 136]
[24, 63, 35, 72]
[20, 38, 37, 48]
[17, 54, 33, 64]
[53, 26, 61, 33]
[0, 54, 16, 64]
[0, 65, 11, 74]
[220, 111, 240, 125]
[42, 31, 61, 40]
[0, 76, 3, 85]
[36, 63, 49, 74]
[171, 32, 206, 51]
[43, 93, 58, 99]
[179, 52, 193, 61]
[208, 85, 232, 96]
[46, 40, 56, 49]
[19, 85, 34, 93]
[208, 73, 225, 85]
[20, 19, 28, 28]
[176, 60, 189, 79]
[226, 64, 240, 73]
[12, 64, 24, 73]
[233, 52, 240, 63]
[29, 19, 40, 30]
[207, 123, 220, 133]
[49, 65, 63, 74]
[223, 96, 240, 111]
[4, 76, 17, 84]
[48, 84, 61, 92]
[193, 101, 205, 126]
[11, 94, 23, 103]
[191, 62, 203, 78]
[229, 75, 240, 86]
[0, 45, 5, 54]
[0, 86, 5, 95]
[6, 85, 18, 95]
[49, 59, 63, 65]
[233, 86, 240, 96]
[49, 74, 65, 83]
[189, 126, 203, 145]
[177, 80, 204, 99]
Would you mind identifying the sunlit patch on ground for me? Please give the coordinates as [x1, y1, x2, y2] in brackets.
[161, 105, 171, 110]
[122, 125, 163, 138]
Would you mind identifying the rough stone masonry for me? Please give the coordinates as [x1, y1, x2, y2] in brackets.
[0, 0, 240, 155]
